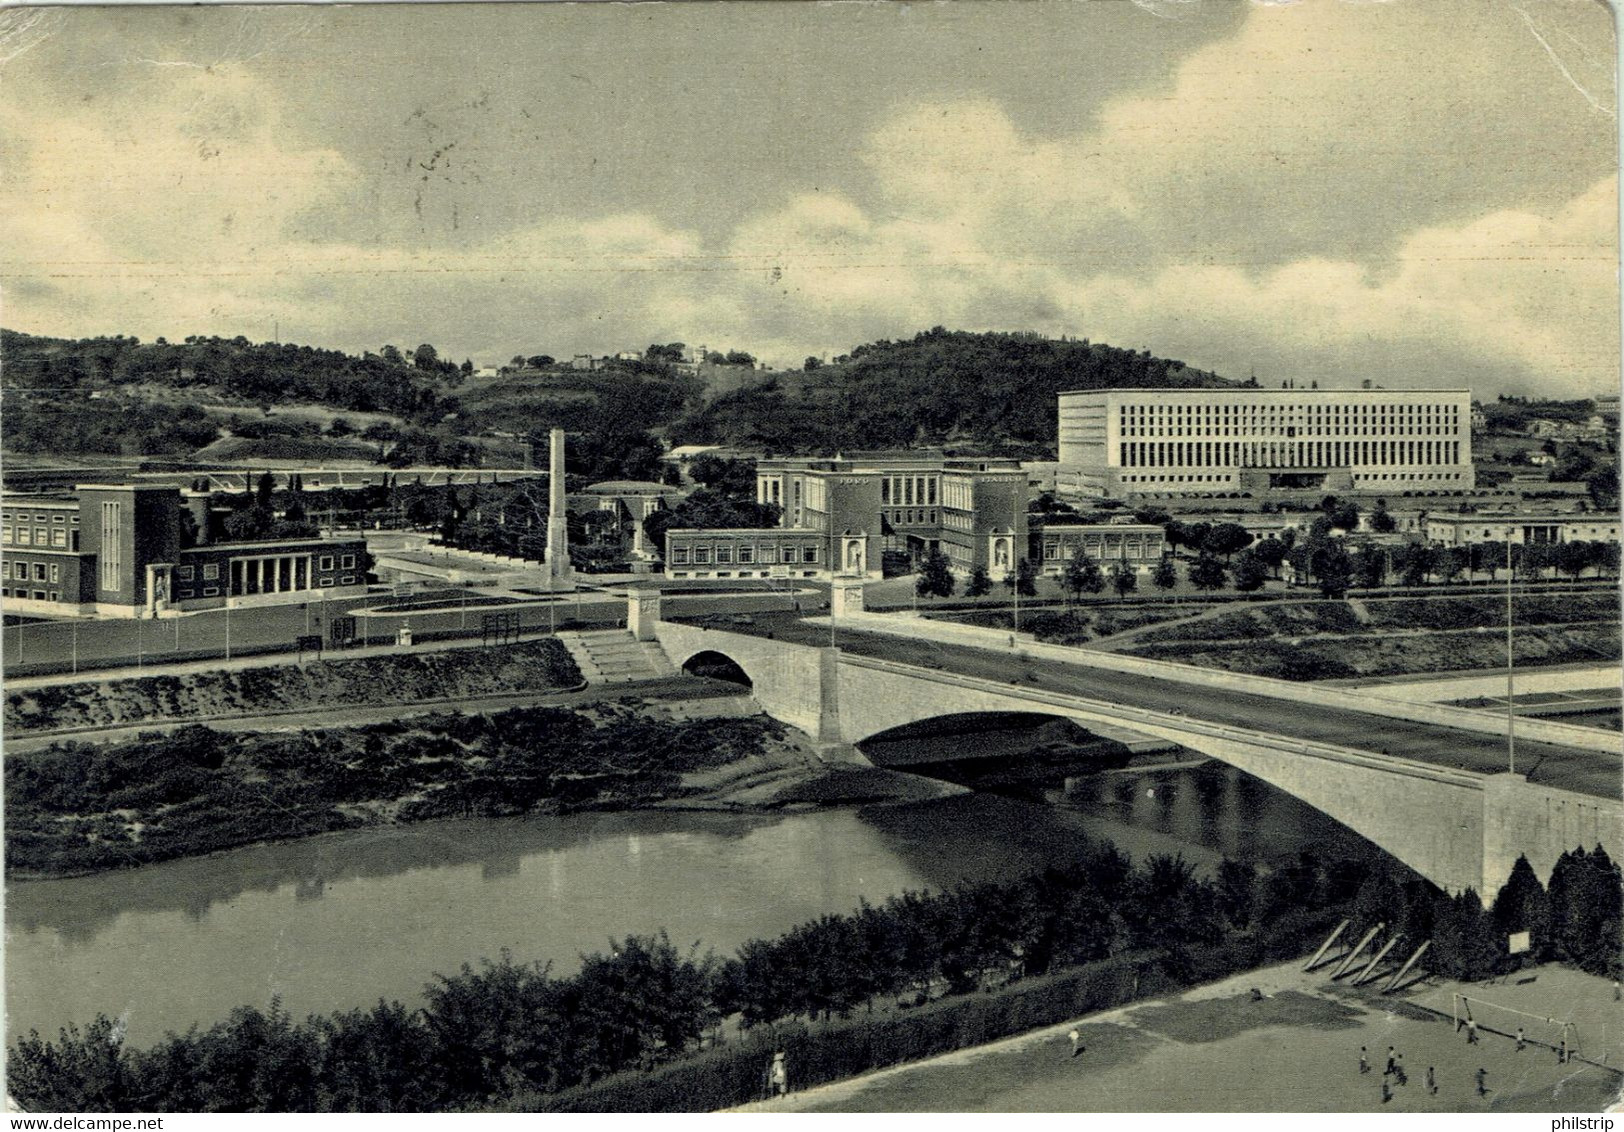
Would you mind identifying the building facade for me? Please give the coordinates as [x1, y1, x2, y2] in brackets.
[752, 451, 1027, 579]
[1057, 388, 1476, 499]
[663, 451, 1029, 581]
[1, 484, 369, 618]
[1424, 511, 1621, 548]
[663, 528, 829, 580]
[1036, 522, 1168, 574]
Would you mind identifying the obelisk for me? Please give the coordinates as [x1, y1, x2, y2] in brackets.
[544, 427, 574, 584]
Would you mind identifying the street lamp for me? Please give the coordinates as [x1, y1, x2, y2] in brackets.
[1505, 535, 1515, 775]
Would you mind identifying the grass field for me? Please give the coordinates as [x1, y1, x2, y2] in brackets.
[744, 961, 1621, 1113]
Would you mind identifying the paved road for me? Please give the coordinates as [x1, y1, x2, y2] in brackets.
[710, 613, 1621, 801]
[1, 587, 816, 679]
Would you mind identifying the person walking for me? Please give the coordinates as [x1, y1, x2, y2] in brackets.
[1359, 1046, 1369, 1075]
[1380, 1079, 1392, 1105]
[1068, 1028, 1083, 1058]
[1393, 1053, 1407, 1086]
[1515, 1027, 1525, 1052]
[769, 1051, 789, 1097]
[1466, 1018, 1479, 1045]
[1613, 980, 1620, 1003]
[1426, 1066, 1437, 1096]
[1384, 1046, 1396, 1075]
[1476, 1067, 1489, 1099]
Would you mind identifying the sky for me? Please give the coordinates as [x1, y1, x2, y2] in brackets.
[1, 0, 1618, 397]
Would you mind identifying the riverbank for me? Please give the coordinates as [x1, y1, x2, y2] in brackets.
[737, 959, 1622, 1113]
[6, 703, 932, 880]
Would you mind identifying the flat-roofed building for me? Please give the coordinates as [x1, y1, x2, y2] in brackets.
[1424, 510, 1620, 547]
[1036, 522, 1167, 574]
[664, 451, 1029, 581]
[1, 484, 369, 618]
[1057, 387, 1475, 499]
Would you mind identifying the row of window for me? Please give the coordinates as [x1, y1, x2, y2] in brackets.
[887, 509, 939, 526]
[668, 570, 821, 580]
[669, 544, 820, 566]
[1, 525, 74, 548]
[2, 561, 60, 583]
[1042, 539, 1163, 561]
[1113, 402, 1461, 423]
[1, 588, 60, 602]
[880, 476, 939, 507]
[0, 510, 77, 523]
[1119, 439, 1463, 469]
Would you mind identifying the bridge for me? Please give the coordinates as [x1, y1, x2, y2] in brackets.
[647, 615, 1621, 900]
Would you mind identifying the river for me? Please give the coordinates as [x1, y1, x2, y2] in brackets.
[6, 760, 1377, 1048]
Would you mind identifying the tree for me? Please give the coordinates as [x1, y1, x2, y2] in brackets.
[327, 416, 355, 438]
[1007, 557, 1038, 597]
[1253, 536, 1287, 578]
[1394, 543, 1437, 587]
[1310, 541, 1355, 599]
[1202, 522, 1253, 561]
[413, 343, 439, 371]
[526, 355, 555, 369]
[803, 356, 823, 372]
[1491, 855, 1551, 957]
[254, 470, 275, 510]
[1370, 507, 1397, 534]
[1109, 562, 1138, 600]
[380, 344, 404, 365]
[1062, 546, 1104, 601]
[1553, 540, 1593, 581]
[459, 358, 474, 376]
[1188, 553, 1226, 593]
[915, 548, 956, 599]
[1152, 557, 1178, 596]
[965, 564, 992, 597]
[1232, 550, 1269, 594]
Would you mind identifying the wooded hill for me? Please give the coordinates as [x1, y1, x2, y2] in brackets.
[676, 327, 1236, 455]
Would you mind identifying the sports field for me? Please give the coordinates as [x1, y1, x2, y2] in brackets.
[739, 960, 1622, 1113]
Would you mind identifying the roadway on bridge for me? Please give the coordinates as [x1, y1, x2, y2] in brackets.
[710, 613, 1621, 802]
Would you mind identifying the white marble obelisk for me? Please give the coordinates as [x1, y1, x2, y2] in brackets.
[544, 427, 573, 583]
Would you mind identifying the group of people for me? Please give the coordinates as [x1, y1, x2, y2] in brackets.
[1361, 1044, 1440, 1105]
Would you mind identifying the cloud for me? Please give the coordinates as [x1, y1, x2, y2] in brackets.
[1, 2, 1615, 397]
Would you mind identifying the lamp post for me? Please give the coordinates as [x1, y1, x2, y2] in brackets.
[1505, 535, 1515, 775]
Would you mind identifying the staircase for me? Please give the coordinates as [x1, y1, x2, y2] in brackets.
[556, 630, 677, 685]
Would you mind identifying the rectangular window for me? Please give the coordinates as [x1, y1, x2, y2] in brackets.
[48, 591, 59, 602]
[738, 546, 754, 563]
[320, 576, 335, 587]
[177, 565, 195, 580]
[320, 556, 335, 570]
[15, 527, 29, 546]
[32, 590, 45, 601]
[203, 563, 220, 580]
[802, 546, 818, 563]
[50, 529, 66, 548]
[759, 546, 778, 563]
[33, 563, 46, 581]
[203, 586, 220, 597]
[341, 554, 356, 569]
[34, 527, 48, 545]
[671, 548, 690, 564]
[49, 564, 59, 583]
[340, 575, 356, 584]
[1, 561, 9, 578]
[715, 547, 732, 564]
[99, 500, 122, 590]
[0, 525, 9, 544]
[693, 547, 711, 564]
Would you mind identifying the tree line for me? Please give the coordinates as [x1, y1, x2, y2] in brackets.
[7, 842, 1365, 1113]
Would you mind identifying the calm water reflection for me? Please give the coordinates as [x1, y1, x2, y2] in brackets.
[7, 763, 1376, 1046]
